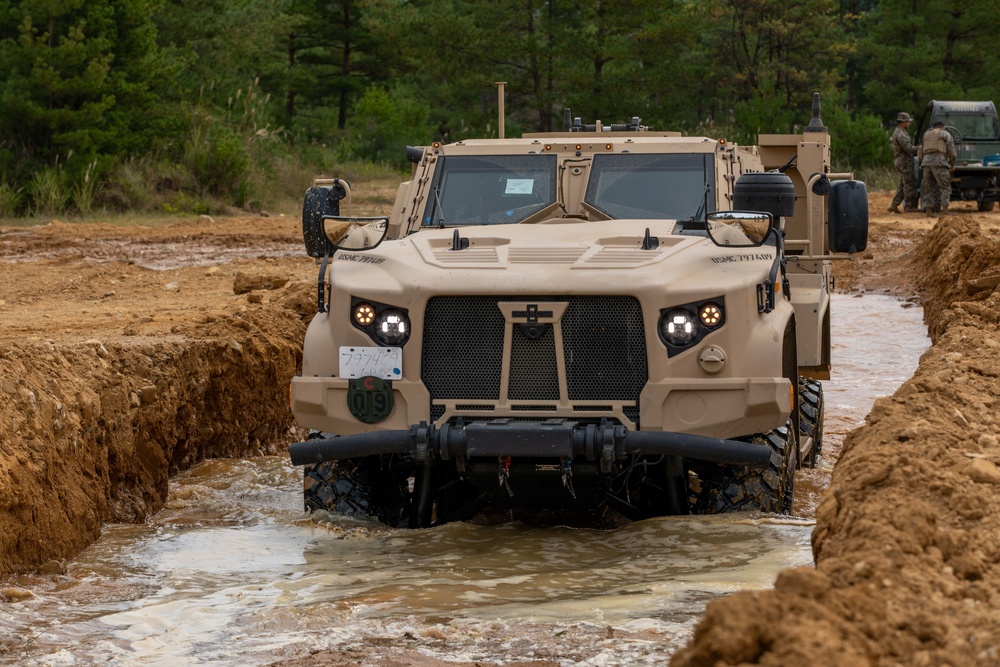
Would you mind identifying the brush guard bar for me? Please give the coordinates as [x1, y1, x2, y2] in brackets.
[289, 420, 771, 471]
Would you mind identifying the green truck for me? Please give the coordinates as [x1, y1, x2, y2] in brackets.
[918, 100, 1000, 211]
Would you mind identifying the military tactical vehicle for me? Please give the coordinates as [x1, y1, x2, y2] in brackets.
[918, 100, 1000, 211]
[288, 93, 868, 527]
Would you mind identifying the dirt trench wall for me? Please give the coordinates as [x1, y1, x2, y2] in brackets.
[0, 302, 308, 577]
[672, 216, 1000, 666]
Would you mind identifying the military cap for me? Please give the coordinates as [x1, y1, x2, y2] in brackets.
[896, 112, 913, 122]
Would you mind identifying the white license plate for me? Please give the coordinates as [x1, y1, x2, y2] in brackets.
[339, 346, 402, 380]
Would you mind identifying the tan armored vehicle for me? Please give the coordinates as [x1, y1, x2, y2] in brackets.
[288, 94, 868, 527]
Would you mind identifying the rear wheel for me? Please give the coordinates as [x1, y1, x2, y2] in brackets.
[798, 378, 825, 468]
[978, 198, 995, 212]
[695, 419, 798, 514]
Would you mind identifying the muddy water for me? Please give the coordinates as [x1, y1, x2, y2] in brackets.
[0, 294, 928, 666]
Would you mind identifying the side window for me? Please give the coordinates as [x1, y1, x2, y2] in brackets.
[424, 155, 557, 226]
[585, 153, 715, 220]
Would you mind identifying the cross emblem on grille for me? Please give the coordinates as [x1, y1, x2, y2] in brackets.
[511, 304, 554, 322]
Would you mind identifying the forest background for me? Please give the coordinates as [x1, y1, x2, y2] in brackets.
[0, 0, 997, 217]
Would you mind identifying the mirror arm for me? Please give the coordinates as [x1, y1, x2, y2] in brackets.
[757, 228, 785, 314]
[317, 248, 333, 314]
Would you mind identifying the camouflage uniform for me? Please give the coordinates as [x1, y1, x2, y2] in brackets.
[919, 125, 957, 213]
[890, 115, 919, 212]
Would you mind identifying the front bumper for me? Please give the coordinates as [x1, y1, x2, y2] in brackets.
[290, 376, 792, 439]
[288, 420, 772, 470]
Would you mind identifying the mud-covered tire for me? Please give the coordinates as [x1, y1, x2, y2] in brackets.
[696, 420, 798, 514]
[303, 456, 411, 527]
[978, 199, 995, 212]
[798, 378, 825, 468]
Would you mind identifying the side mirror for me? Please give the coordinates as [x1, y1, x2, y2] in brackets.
[705, 211, 774, 247]
[828, 180, 868, 253]
[324, 216, 389, 251]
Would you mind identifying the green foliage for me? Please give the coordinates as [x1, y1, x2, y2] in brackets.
[29, 166, 67, 217]
[341, 86, 432, 166]
[857, 0, 1000, 125]
[5, 0, 1000, 209]
[0, 179, 24, 217]
[102, 157, 156, 211]
[824, 105, 893, 170]
[164, 191, 214, 215]
[0, 0, 171, 170]
[179, 79, 285, 207]
[71, 159, 101, 215]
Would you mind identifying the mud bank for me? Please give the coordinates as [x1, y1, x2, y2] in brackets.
[673, 213, 1000, 666]
[0, 216, 315, 577]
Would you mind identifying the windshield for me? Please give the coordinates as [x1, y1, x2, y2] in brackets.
[939, 113, 1000, 140]
[424, 155, 557, 226]
[585, 153, 715, 220]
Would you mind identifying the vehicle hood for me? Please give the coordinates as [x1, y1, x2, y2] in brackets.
[329, 219, 776, 295]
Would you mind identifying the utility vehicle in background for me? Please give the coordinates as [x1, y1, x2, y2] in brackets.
[918, 100, 1000, 211]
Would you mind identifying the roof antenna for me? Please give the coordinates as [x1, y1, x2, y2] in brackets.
[496, 81, 506, 139]
[805, 92, 827, 133]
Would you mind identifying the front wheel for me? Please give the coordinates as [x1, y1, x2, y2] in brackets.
[695, 419, 798, 514]
[978, 198, 996, 212]
[304, 455, 413, 527]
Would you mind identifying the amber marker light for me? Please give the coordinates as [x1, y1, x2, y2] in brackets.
[605, 143, 612, 150]
[699, 303, 723, 328]
[353, 303, 376, 326]
[575, 144, 582, 150]
[545, 144, 552, 151]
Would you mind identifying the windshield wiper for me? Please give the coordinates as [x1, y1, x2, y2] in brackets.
[432, 185, 447, 228]
[687, 183, 711, 222]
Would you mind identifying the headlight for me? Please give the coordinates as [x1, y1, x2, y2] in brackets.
[660, 309, 699, 346]
[374, 309, 410, 346]
[659, 298, 726, 356]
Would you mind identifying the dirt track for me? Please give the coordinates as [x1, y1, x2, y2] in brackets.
[2, 195, 1000, 665]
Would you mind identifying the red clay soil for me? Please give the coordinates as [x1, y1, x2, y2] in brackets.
[672, 194, 1000, 667]
[0, 215, 316, 577]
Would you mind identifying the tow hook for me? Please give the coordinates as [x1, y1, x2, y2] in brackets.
[562, 459, 576, 499]
[498, 456, 514, 496]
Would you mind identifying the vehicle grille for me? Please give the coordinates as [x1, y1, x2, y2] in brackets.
[422, 296, 647, 423]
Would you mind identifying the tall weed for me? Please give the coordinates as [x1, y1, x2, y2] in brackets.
[0, 180, 24, 217]
[182, 78, 285, 209]
[30, 167, 67, 217]
[71, 159, 100, 215]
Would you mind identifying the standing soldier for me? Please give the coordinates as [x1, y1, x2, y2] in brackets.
[919, 120, 957, 214]
[889, 112, 919, 213]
